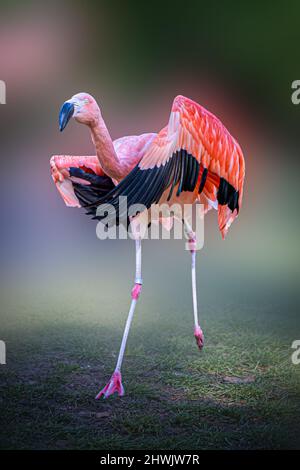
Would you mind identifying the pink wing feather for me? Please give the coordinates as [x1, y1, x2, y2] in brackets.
[51, 97, 245, 238]
[139, 95, 245, 237]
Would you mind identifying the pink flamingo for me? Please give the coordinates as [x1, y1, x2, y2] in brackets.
[51, 93, 245, 399]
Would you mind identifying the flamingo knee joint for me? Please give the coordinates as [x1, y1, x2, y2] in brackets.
[131, 282, 142, 300]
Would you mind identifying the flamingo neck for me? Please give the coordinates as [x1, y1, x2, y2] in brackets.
[90, 115, 123, 180]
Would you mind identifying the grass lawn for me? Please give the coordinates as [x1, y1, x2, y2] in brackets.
[0, 264, 299, 450]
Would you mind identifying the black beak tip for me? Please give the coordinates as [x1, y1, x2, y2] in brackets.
[59, 102, 74, 132]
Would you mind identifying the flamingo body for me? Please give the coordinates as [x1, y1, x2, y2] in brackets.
[76, 95, 245, 238]
[50, 93, 245, 399]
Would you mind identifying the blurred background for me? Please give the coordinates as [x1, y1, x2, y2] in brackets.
[0, 0, 300, 450]
[0, 0, 299, 291]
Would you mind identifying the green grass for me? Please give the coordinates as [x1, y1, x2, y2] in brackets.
[0, 274, 300, 450]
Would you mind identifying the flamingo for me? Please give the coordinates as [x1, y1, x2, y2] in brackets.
[50, 93, 245, 399]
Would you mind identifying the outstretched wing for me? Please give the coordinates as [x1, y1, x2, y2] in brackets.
[85, 95, 245, 237]
[50, 155, 114, 208]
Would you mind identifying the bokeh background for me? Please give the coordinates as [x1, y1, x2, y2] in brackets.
[0, 0, 300, 450]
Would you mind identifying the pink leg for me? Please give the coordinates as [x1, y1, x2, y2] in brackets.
[186, 224, 204, 350]
[96, 239, 142, 399]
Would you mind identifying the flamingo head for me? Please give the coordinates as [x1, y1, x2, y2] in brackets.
[59, 92, 100, 131]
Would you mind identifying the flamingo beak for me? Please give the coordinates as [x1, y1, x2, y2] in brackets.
[59, 101, 74, 131]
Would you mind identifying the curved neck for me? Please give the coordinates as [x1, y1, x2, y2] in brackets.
[90, 115, 123, 180]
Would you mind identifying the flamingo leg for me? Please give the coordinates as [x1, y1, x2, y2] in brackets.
[96, 238, 142, 399]
[184, 221, 204, 350]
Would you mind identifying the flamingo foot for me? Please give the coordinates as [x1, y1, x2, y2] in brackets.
[194, 325, 204, 350]
[95, 370, 124, 399]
